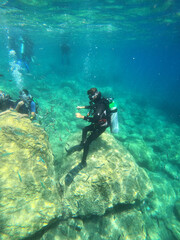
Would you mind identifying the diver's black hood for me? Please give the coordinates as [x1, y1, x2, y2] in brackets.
[89, 91, 101, 104]
[94, 91, 101, 102]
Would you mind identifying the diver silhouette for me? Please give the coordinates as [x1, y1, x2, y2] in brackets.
[60, 43, 70, 65]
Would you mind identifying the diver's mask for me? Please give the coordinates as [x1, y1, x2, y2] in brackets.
[88, 91, 100, 101]
[20, 91, 32, 105]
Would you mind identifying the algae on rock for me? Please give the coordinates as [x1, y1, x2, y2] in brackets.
[0, 110, 61, 240]
[0, 110, 155, 240]
[40, 131, 153, 239]
[59, 132, 153, 218]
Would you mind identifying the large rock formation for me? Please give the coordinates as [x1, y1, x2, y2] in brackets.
[0, 110, 154, 240]
[0, 110, 61, 240]
[41, 209, 147, 240]
[40, 131, 153, 240]
[58, 132, 153, 218]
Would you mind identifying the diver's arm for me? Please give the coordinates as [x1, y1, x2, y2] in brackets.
[77, 106, 85, 109]
[76, 109, 94, 121]
[76, 113, 96, 122]
[77, 106, 90, 109]
[30, 112, 35, 120]
[30, 101, 36, 119]
[15, 101, 24, 112]
[84, 103, 105, 123]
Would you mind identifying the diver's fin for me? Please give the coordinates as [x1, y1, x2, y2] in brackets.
[65, 163, 84, 186]
[24, 62, 30, 72]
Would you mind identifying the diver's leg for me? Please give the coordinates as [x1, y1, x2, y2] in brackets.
[65, 144, 83, 155]
[66, 125, 93, 155]
[65, 162, 84, 186]
[81, 127, 106, 165]
[81, 124, 94, 144]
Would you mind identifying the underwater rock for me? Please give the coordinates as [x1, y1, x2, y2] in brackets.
[59, 132, 153, 218]
[165, 217, 180, 240]
[141, 172, 178, 240]
[124, 138, 158, 171]
[146, 172, 176, 219]
[0, 110, 61, 240]
[164, 163, 179, 180]
[174, 199, 180, 221]
[41, 209, 146, 240]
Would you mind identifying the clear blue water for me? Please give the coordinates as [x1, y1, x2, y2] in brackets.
[1, 1, 180, 118]
[0, 1, 180, 239]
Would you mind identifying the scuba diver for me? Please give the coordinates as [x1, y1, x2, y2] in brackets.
[19, 35, 34, 72]
[8, 33, 34, 73]
[0, 90, 16, 112]
[60, 42, 70, 65]
[15, 89, 37, 120]
[65, 88, 111, 186]
[8, 31, 34, 89]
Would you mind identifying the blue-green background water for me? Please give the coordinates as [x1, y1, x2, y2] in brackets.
[0, 0, 180, 239]
[1, 1, 180, 109]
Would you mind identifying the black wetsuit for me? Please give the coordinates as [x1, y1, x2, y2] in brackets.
[67, 97, 110, 164]
[65, 96, 110, 186]
[81, 97, 110, 164]
[0, 98, 15, 112]
[15, 99, 36, 115]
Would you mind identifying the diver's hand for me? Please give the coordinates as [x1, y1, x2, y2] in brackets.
[30, 112, 36, 120]
[18, 101, 24, 107]
[77, 106, 85, 109]
[76, 113, 84, 119]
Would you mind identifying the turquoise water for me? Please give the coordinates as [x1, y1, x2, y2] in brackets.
[0, 0, 180, 239]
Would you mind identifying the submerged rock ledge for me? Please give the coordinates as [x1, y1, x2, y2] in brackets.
[0, 110, 61, 240]
[0, 110, 153, 240]
[59, 132, 153, 218]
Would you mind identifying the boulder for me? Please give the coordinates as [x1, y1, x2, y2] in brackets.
[41, 209, 146, 240]
[139, 172, 178, 240]
[41, 131, 153, 239]
[124, 138, 158, 171]
[146, 172, 176, 219]
[0, 110, 154, 239]
[0, 110, 61, 240]
[174, 199, 180, 221]
[59, 132, 153, 218]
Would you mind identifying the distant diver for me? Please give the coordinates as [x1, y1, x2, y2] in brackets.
[0, 90, 16, 112]
[15, 89, 38, 120]
[9, 33, 34, 73]
[60, 42, 70, 65]
[19, 35, 34, 72]
[8, 31, 34, 89]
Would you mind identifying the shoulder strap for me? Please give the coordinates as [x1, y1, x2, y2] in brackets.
[102, 97, 110, 110]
